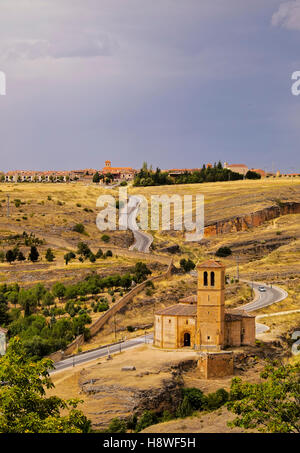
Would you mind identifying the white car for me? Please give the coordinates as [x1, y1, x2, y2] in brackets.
[258, 286, 266, 292]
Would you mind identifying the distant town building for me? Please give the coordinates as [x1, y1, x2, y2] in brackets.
[250, 168, 266, 178]
[101, 160, 136, 181]
[224, 162, 249, 176]
[166, 168, 201, 176]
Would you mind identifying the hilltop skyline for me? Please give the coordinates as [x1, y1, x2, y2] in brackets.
[1, 1, 300, 173]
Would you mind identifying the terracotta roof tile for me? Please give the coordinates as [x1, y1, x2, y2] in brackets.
[225, 309, 255, 321]
[155, 304, 197, 316]
[179, 295, 197, 304]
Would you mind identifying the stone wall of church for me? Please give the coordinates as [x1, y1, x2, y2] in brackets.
[154, 315, 196, 348]
[198, 351, 234, 379]
[225, 319, 242, 347]
[241, 317, 256, 346]
[176, 316, 196, 348]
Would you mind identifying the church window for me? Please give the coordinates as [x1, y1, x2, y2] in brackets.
[210, 271, 215, 286]
[204, 271, 208, 286]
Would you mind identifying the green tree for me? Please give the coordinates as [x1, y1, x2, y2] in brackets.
[107, 418, 127, 433]
[52, 282, 66, 300]
[227, 362, 300, 433]
[6, 250, 15, 264]
[17, 251, 26, 261]
[0, 338, 91, 433]
[0, 294, 9, 325]
[133, 262, 151, 283]
[42, 291, 55, 309]
[95, 248, 103, 259]
[101, 234, 110, 243]
[7, 290, 19, 308]
[28, 246, 39, 262]
[180, 258, 195, 273]
[33, 283, 47, 306]
[45, 248, 55, 262]
[64, 252, 76, 265]
[216, 246, 232, 258]
[92, 171, 100, 183]
[135, 411, 158, 432]
[73, 223, 85, 234]
[18, 289, 38, 317]
[182, 387, 205, 410]
[89, 253, 96, 263]
[245, 170, 261, 180]
[77, 242, 91, 258]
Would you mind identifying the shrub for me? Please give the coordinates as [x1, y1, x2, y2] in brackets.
[216, 246, 232, 258]
[203, 388, 229, 411]
[176, 396, 193, 418]
[180, 258, 196, 273]
[95, 248, 103, 259]
[89, 253, 96, 263]
[45, 248, 55, 262]
[73, 223, 86, 234]
[101, 234, 110, 243]
[107, 418, 127, 433]
[28, 246, 39, 262]
[182, 387, 205, 410]
[135, 411, 158, 432]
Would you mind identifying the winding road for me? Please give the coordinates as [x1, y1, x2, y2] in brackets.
[241, 281, 288, 334]
[119, 195, 153, 253]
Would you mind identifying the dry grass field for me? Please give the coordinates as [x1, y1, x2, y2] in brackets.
[4, 178, 295, 432]
[0, 179, 299, 346]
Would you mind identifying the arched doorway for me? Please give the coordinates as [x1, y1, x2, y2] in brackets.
[183, 332, 191, 347]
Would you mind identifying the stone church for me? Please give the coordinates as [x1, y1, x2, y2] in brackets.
[154, 260, 255, 351]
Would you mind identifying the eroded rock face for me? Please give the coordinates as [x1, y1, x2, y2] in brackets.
[204, 202, 300, 237]
[78, 357, 197, 428]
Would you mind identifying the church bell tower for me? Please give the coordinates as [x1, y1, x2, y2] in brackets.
[195, 260, 225, 351]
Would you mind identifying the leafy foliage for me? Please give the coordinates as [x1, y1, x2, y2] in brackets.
[133, 162, 244, 187]
[180, 258, 196, 273]
[216, 246, 232, 258]
[227, 362, 300, 433]
[72, 223, 86, 234]
[0, 338, 91, 433]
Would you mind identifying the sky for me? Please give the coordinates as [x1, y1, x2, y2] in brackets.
[0, 0, 300, 173]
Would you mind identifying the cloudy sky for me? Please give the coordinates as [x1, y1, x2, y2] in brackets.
[0, 0, 300, 173]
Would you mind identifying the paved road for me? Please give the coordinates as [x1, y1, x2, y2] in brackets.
[241, 281, 288, 312]
[241, 281, 288, 334]
[51, 334, 153, 374]
[119, 195, 153, 253]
